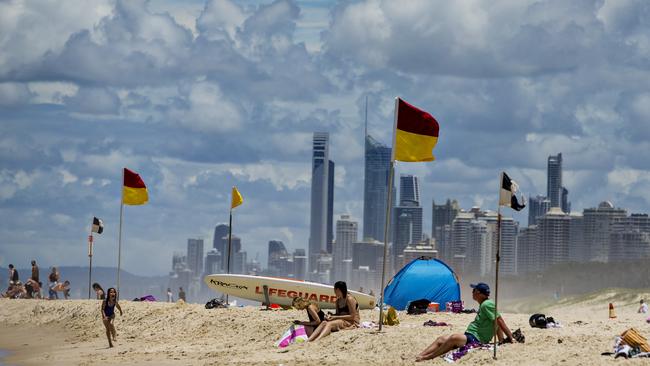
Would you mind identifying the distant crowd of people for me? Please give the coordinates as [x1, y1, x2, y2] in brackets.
[2, 260, 70, 300]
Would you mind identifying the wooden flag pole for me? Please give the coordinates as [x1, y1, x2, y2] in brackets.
[378, 97, 399, 331]
[493, 172, 503, 359]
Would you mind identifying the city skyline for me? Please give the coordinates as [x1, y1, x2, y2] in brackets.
[3, 1, 650, 276]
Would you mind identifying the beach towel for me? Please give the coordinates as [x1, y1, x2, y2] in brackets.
[276, 325, 308, 348]
[443, 342, 493, 363]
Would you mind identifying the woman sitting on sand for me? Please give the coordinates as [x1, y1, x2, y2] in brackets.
[101, 288, 123, 348]
[93, 283, 105, 300]
[292, 296, 325, 336]
[308, 281, 359, 342]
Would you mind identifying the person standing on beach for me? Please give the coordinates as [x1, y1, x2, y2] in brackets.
[31, 260, 41, 298]
[101, 287, 123, 348]
[8, 264, 19, 285]
[178, 287, 186, 302]
[166, 288, 173, 302]
[48, 267, 59, 299]
[93, 283, 105, 300]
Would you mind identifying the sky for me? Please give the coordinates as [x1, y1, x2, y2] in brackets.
[1, 0, 650, 276]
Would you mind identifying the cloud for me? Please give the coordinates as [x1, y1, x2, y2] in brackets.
[64, 86, 121, 115]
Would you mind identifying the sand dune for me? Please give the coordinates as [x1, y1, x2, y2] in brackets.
[1, 290, 650, 365]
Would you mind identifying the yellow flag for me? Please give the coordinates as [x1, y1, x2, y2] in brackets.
[231, 186, 243, 209]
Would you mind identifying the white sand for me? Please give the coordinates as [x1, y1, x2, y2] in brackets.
[1, 290, 650, 365]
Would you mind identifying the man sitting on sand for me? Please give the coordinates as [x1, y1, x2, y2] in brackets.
[416, 283, 517, 362]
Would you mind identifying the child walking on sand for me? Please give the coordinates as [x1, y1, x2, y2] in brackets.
[101, 288, 123, 348]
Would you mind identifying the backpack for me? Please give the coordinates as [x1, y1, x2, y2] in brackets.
[529, 313, 547, 328]
[407, 299, 430, 315]
[205, 298, 228, 309]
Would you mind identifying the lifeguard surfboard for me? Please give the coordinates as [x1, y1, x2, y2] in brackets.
[204, 274, 377, 309]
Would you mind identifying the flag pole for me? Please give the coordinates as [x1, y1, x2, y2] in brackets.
[378, 97, 399, 331]
[117, 169, 124, 299]
[493, 172, 503, 359]
[226, 208, 233, 305]
[88, 230, 93, 300]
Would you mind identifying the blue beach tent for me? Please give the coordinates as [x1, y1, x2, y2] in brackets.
[383, 257, 461, 311]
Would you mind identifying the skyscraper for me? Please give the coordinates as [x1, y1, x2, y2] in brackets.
[517, 225, 539, 274]
[582, 201, 627, 262]
[333, 215, 358, 284]
[393, 175, 423, 261]
[528, 195, 551, 226]
[309, 132, 334, 273]
[561, 187, 571, 213]
[538, 207, 571, 270]
[204, 249, 221, 275]
[222, 235, 241, 271]
[292, 249, 307, 280]
[268, 240, 289, 276]
[327, 160, 335, 254]
[432, 199, 460, 261]
[186, 238, 204, 277]
[399, 175, 420, 205]
[213, 223, 229, 253]
[609, 214, 650, 262]
[547, 153, 562, 207]
[363, 135, 393, 242]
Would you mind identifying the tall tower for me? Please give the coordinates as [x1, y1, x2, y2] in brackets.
[363, 135, 393, 242]
[268, 240, 289, 276]
[399, 175, 420, 205]
[213, 224, 229, 253]
[547, 153, 562, 208]
[528, 196, 551, 226]
[333, 215, 358, 284]
[309, 132, 333, 273]
[186, 238, 204, 278]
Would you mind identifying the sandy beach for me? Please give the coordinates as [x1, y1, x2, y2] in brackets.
[2, 290, 650, 365]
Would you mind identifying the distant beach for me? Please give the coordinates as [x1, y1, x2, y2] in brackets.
[1, 289, 650, 365]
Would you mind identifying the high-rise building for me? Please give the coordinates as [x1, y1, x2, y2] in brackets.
[561, 187, 571, 213]
[466, 220, 489, 277]
[352, 239, 385, 272]
[222, 235, 242, 271]
[393, 204, 423, 260]
[316, 253, 332, 284]
[204, 249, 221, 275]
[327, 160, 335, 254]
[186, 238, 204, 277]
[393, 175, 423, 260]
[399, 175, 420, 205]
[609, 214, 650, 262]
[538, 207, 571, 270]
[528, 196, 551, 226]
[402, 241, 438, 269]
[363, 135, 393, 242]
[547, 153, 563, 207]
[292, 249, 307, 280]
[568, 213, 584, 262]
[231, 251, 247, 275]
[309, 132, 334, 272]
[268, 240, 289, 276]
[432, 199, 460, 248]
[450, 212, 475, 273]
[213, 224, 229, 252]
[582, 201, 627, 262]
[517, 225, 539, 274]
[333, 215, 358, 284]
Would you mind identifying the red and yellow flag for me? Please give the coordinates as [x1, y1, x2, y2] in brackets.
[393, 98, 439, 162]
[122, 168, 148, 205]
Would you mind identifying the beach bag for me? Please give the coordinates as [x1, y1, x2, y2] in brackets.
[383, 306, 400, 326]
[622, 328, 650, 352]
[407, 299, 430, 315]
[529, 313, 547, 328]
[276, 324, 308, 348]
